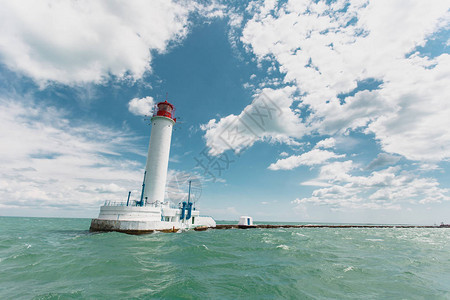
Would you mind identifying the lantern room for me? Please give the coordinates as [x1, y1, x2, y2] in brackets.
[154, 100, 176, 121]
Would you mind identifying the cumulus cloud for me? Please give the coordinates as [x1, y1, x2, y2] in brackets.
[236, 0, 450, 161]
[268, 149, 345, 170]
[315, 137, 336, 149]
[365, 54, 450, 161]
[128, 96, 155, 116]
[201, 86, 305, 155]
[0, 0, 195, 86]
[0, 96, 145, 214]
[295, 161, 450, 210]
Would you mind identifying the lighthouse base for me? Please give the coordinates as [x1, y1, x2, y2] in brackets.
[90, 219, 177, 234]
[89, 203, 216, 234]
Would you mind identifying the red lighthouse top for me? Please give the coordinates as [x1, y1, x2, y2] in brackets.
[154, 100, 176, 122]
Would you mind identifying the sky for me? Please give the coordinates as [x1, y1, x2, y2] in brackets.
[0, 0, 449, 224]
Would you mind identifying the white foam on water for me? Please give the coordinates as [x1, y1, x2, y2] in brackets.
[343, 266, 354, 272]
[65, 234, 82, 241]
[292, 232, 306, 237]
[276, 244, 289, 250]
[366, 239, 383, 242]
[202, 244, 209, 250]
[262, 238, 273, 244]
[262, 233, 275, 244]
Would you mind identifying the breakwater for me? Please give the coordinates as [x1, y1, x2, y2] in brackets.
[194, 224, 450, 231]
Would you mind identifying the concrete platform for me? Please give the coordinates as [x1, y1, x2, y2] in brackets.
[90, 219, 179, 234]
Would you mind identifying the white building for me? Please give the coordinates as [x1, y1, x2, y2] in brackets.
[238, 216, 253, 226]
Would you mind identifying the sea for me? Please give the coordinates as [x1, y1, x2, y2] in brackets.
[1, 216, 449, 299]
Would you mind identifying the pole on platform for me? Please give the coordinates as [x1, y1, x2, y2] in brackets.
[126, 191, 131, 206]
[139, 171, 147, 207]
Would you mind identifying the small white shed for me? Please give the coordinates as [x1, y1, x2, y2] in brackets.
[238, 216, 253, 226]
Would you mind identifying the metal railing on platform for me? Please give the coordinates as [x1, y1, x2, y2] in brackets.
[103, 200, 179, 209]
[103, 201, 128, 206]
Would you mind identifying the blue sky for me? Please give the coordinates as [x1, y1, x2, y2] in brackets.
[0, 0, 449, 224]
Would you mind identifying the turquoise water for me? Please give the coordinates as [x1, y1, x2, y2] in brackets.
[1, 217, 449, 299]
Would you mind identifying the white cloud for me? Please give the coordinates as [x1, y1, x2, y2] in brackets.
[294, 161, 450, 210]
[268, 149, 345, 170]
[242, 82, 254, 89]
[201, 86, 305, 155]
[314, 137, 336, 149]
[416, 163, 441, 172]
[279, 151, 289, 157]
[365, 54, 450, 161]
[128, 96, 155, 116]
[237, 0, 450, 161]
[311, 90, 395, 135]
[0, 96, 145, 214]
[0, 0, 195, 86]
[95, 183, 126, 194]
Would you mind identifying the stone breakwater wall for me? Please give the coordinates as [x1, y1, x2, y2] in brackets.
[194, 224, 450, 231]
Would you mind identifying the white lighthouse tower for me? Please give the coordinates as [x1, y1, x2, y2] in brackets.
[90, 97, 216, 233]
[141, 100, 176, 205]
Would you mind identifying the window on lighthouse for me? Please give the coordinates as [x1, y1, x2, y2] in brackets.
[156, 102, 173, 118]
[158, 103, 172, 113]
